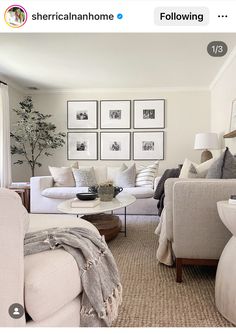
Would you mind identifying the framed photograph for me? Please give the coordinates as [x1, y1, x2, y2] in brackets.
[67, 100, 98, 129]
[133, 99, 165, 129]
[100, 132, 131, 160]
[229, 99, 236, 131]
[133, 131, 164, 160]
[67, 132, 98, 160]
[100, 100, 131, 129]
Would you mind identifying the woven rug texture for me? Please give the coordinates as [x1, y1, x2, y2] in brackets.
[108, 216, 233, 327]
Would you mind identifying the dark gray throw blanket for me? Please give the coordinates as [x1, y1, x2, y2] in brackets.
[24, 227, 122, 327]
[153, 167, 181, 216]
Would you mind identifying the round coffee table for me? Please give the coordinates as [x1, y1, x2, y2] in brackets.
[57, 194, 136, 240]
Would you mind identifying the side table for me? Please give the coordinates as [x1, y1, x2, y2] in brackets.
[215, 201, 236, 325]
[9, 183, 30, 212]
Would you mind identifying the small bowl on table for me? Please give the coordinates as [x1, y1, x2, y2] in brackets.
[76, 193, 97, 201]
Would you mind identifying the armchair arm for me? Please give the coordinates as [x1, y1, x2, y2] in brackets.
[0, 189, 27, 326]
[168, 179, 235, 259]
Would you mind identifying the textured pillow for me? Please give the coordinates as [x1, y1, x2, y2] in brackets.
[79, 166, 107, 184]
[116, 164, 136, 187]
[188, 164, 206, 178]
[72, 167, 97, 187]
[135, 161, 159, 188]
[206, 147, 236, 179]
[179, 158, 215, 179]
[107, 164, 127, 183]
[49, 166, 75, 187]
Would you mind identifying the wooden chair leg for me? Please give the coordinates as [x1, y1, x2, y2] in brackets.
[176, 258, 183, 283]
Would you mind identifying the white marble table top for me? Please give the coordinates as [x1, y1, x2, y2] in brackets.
[57, 193, 136, 216]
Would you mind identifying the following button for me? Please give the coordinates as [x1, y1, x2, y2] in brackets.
[154, 7, 209, 26]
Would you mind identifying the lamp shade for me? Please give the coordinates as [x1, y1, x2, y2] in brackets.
[194, 133, 219, 150]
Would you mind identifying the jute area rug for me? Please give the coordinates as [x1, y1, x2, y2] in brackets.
[108, 216, 233, 327]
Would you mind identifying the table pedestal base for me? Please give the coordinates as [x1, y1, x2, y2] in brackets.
[81, 214, 121, 241]
[215, 236, 236, 325]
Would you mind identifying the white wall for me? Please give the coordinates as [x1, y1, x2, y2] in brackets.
[211, 50, 236, 153]
[2, 83, 24, 182]
[11, 89, 210, 181]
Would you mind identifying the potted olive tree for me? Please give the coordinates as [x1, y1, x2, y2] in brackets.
[11, 96, 66, 177]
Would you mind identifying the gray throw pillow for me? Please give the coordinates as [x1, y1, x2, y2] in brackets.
[206, 147, 236, 179]
[72, 167, 97, 187]
[116, 164, 136, 187]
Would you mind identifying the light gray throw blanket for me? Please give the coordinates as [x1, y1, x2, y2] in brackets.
[24, 227, 122, 327]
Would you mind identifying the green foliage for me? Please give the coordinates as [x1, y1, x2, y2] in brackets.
[11, 96, 66, 176]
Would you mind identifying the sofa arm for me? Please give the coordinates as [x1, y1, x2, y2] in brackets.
[0, 189, 27, 326]
[30, 176, 53, 213]
[30, 176, 53, 192]
[170, 179, 235, 259]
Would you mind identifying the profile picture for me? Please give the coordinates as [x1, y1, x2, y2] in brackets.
[142, 141, 154, 151]
[109, 110, 121, 120]
[76, 111, 88, 120]
[110, 141, 121, 151]
[76, 141, 87, 151]
[143, 109, 155, 119]
[4, 5, 27, 28]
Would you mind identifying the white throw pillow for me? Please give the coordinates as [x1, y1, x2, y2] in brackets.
[72, 167, 97, 187]
[49, 166, 75, 187]
[79, 165, 107, 184]
[179, 158, 215, 179]
[135, 161, 159, 188]
[116, 164, 136, 187]
[107, 164, 127, 184]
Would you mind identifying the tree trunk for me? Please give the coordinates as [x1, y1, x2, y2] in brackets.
[31, 165, 35, 177]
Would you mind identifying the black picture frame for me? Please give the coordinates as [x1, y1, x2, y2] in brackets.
[133, 99, 165, 129]
[100, 100, 131, 129]
[67, 100, 98, 130]
[67, 132, 98, 160]
[100, 132, 131, 160]
[133, 131, 164, 160]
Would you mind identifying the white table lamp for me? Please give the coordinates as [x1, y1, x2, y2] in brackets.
[194, 133, 219, 162]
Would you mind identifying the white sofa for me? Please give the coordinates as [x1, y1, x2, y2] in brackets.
[30, 165, 160, 215]
[0, 188, 99, 327]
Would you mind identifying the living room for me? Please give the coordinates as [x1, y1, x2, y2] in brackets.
[1, 31, 236, 329]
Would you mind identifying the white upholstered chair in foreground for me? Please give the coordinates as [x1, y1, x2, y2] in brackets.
[0, 188, 98, 327]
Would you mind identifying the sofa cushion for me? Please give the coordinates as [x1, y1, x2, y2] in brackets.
[25, 215, 98, 322]
[107, 164, 127, 184]
[206, 147, 236, 179]
[116, 164, 136, 187]
[41, 187, 88, 199]
[24, 249, 82, 322]
[180, 157, 215, 179]
[135, 161, 159, 187]
[73, 167, 97, 187]
[79, 166, 107, 184]
[49, 166, 75, 187]
[123, 187, 154, 199]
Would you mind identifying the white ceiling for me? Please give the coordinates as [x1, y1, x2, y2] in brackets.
[0, 33, 236, 91]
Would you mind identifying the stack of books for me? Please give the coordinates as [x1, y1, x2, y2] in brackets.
[71, 198, 100, 208]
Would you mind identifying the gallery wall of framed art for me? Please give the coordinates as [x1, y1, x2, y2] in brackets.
[66, 99, 165, 161]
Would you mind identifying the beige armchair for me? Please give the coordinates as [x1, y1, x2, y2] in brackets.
[0, 188, 97, 327]
[164, 179, 236, 282]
